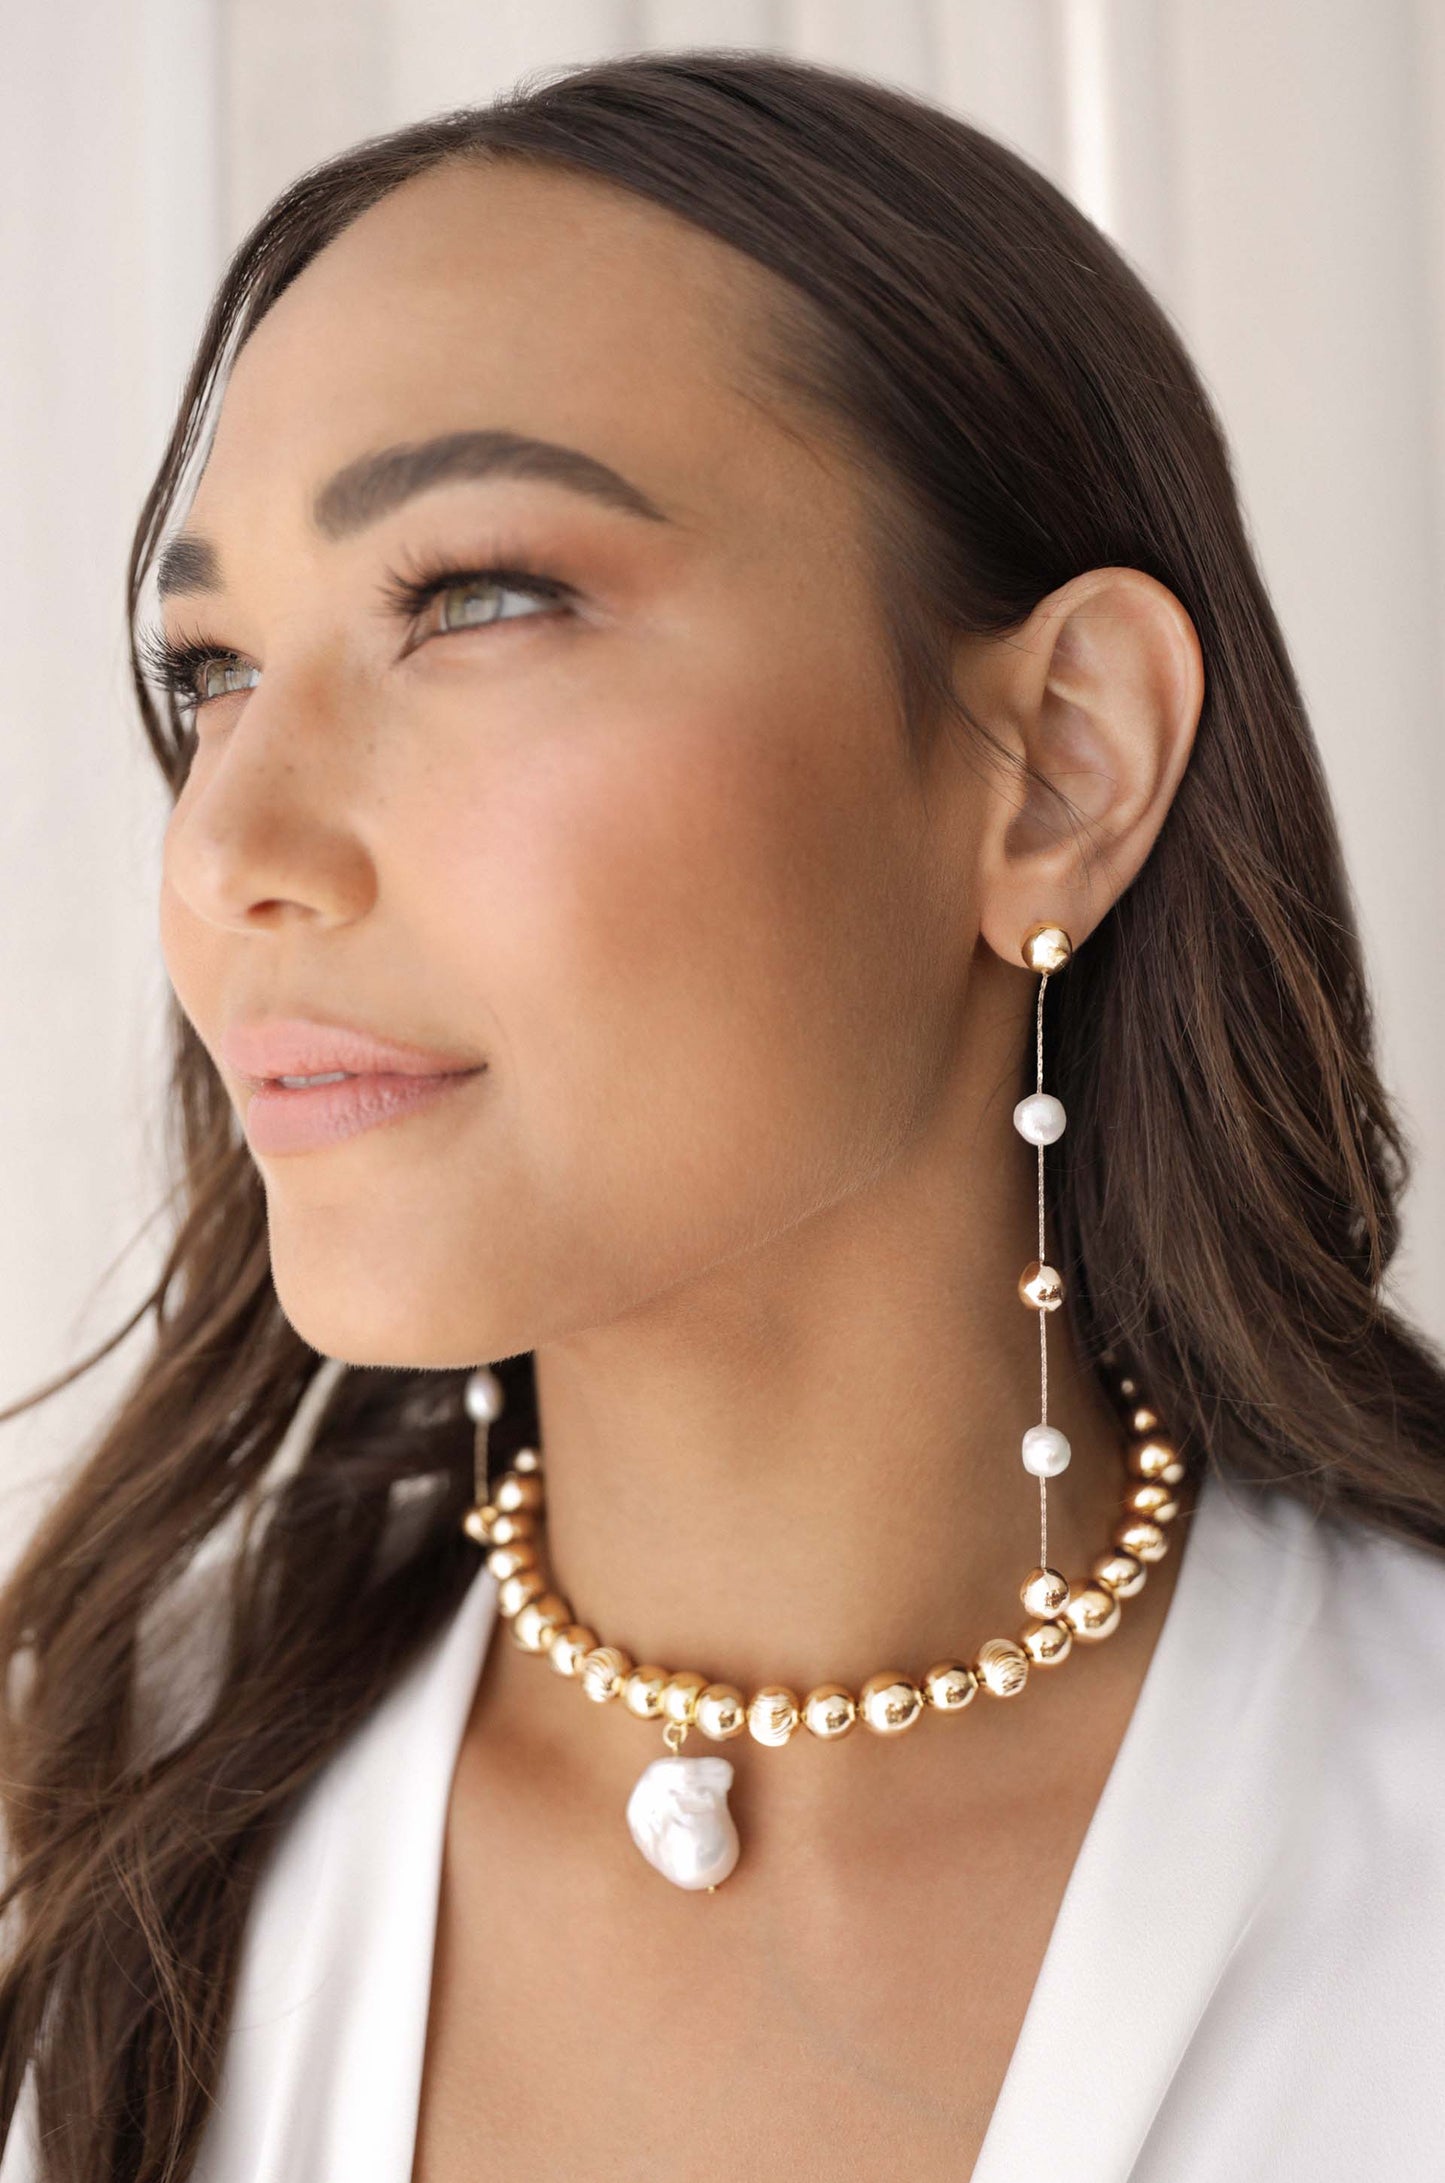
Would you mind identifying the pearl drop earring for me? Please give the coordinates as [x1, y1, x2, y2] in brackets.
[1012, 922, 1074, 1579]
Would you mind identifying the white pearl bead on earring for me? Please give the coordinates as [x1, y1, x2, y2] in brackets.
[465, 1367, 504, 1423]
[1021, 1424, 1072, 1476]
[1013, 1092, 1067, 1145]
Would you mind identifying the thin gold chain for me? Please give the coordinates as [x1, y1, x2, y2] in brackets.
[1036, 970, 1050, 1566]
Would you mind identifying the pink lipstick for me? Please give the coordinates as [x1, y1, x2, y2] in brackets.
[221, 1016, 485, 1156]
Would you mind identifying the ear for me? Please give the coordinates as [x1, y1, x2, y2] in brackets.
[955, 567, 1204, 968]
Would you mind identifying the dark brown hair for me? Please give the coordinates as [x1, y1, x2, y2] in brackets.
[3, 46, 1442, 2181]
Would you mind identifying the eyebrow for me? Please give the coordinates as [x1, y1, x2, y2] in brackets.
[155, 428, 672, 600]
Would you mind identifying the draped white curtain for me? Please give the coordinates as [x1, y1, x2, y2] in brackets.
[4, 0, 1443, 1522]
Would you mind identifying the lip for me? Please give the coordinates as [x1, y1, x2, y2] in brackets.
[220, 1015, 486, 1157]
[243, 1069, 482, 1155]
[221, 1015, 484, 1084]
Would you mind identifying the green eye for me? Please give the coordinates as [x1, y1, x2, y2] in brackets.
[433, 574, 567, 631]
[196, 657, 260, 700]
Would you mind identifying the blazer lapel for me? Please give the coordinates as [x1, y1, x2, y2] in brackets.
[194, 1564, 500, 2182]
[971, 1466, 1329, 2181]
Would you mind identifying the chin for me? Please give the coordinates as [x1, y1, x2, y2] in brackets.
[269, 1245, 554, 1369]
[265, 1261, 470, 1370]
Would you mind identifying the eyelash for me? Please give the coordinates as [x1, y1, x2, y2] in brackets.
[136, 552, 577, 714]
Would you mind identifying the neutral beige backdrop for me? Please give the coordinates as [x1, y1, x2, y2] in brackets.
[4, 0, 1443, 1539]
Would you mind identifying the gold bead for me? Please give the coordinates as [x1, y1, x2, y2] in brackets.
[1020, 1565, 1070, 1617]
[548, 1624, 599, 1677]
[484, 1541, 538, 1582]
[802, 1684, 858, 1738]
[975, 1638, 1030, 1697]
[1091, 1548, 1147, 1599]
[748, 1686, 801, 1746]
[511, 1593, 571, 1653]
[496, 1569, 547, 1619]
[858, 1673, 924, 1733]
[1021, 923, 1073, 974]
[462, 1504, 494, 1547]
[695, 1683, 748, 1739]
[1127, 1434, 1185, 1485]
[1020, 1619, 1072, 1667]
[922, 1661, 978, 1711]
[662, 1670, 709, 1725]
[493, 1471, 544, 1515]
[1128, 1406, 1159, 1434]
[579, 1645, 633, 1702]
[512, 1447, 541, 1473]
[1124, 1479, 1179, 1525]
[1117, 1375, 1139, 1398]
[1061, 1581, 1122, 1642]
[1114, 1517, 1169, 1564]
[1017, 1260, 1066, 1312]
[484, 1508, 536, 1548]
[622, 1664, 669, 1718]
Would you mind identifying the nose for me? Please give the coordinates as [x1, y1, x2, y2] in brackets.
[161, 692, 377, 935]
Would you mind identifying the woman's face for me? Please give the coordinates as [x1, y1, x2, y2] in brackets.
[158, 159, 987, 1365]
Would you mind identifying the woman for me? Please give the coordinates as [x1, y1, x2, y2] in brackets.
[2, 46, 1443, 2183]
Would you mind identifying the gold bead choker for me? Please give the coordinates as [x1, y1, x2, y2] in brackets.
[460, 1355, 1184, 1891]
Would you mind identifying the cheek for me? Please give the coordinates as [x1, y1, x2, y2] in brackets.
[406, 656, 943, 1283]
[156, 833, 210, 1026]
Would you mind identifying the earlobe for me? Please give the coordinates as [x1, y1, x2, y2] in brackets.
[969, 565, 1204, 965]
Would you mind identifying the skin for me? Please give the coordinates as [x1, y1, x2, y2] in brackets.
[158, 158, 1204, 2176]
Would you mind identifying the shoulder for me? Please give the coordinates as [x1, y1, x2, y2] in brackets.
[1312, 1495, 1445, 1738]
[1225, 1474, 1445, 1850]
[1200, 1462, 1445, 1664]
[1302, 1482, 1445, 1643]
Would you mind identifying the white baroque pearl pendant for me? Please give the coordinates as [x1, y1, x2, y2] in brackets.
[1013, 1092, 1067, 1145]
[626, 1754, 741, 1890]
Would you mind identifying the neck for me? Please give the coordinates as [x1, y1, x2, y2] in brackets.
[465, 1058, 1188, 1840]
[526, 1190, 1125, 1693]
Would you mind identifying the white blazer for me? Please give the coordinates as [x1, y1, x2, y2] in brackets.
[5, 1458, 1444, 2180]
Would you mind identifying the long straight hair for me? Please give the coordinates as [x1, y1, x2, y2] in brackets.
[3, 47, 1443, 2181]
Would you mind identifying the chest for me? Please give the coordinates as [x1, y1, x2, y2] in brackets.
[410, 1762, 1108, 2183]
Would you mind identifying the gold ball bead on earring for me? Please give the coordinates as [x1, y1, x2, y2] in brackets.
[695, 1683, 749, 1740]
[549, 1625, 599, 1677]
[462, 1505, 495, 1547]
[1021, 924, 1073, 974]
[748, 1687, 801, 1745]
[1061, 1582, 1122, 1642]
[1020, 1619, 1072, 1667]
[1018, 1261, 1066, 1312]
[922, 1661, 978, 1711]
[975, 1638, 1030, 1697]
[1020, 1565, 1070, 1617]
[802, 1685, 859, 1738]
[858, 1673, 924, 1734]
